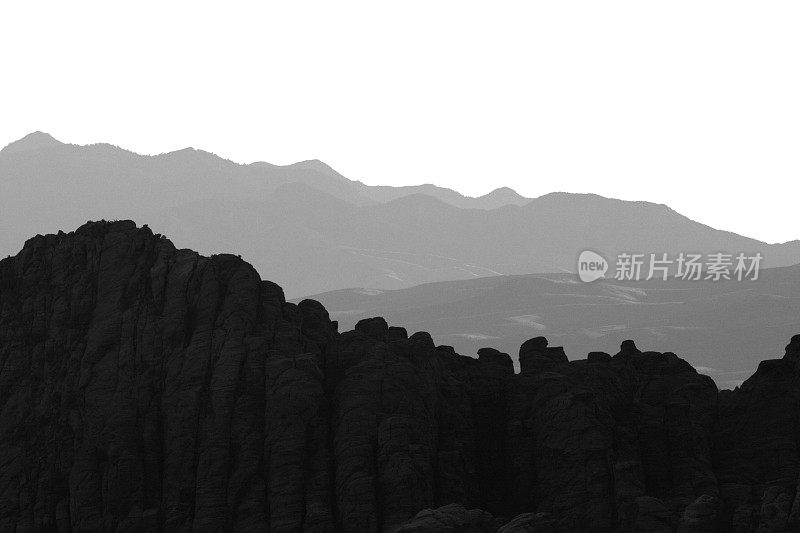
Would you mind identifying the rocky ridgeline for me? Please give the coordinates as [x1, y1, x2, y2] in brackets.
[1, 221, 799, 532]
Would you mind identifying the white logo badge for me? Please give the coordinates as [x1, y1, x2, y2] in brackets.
[578, 250, 608, 282]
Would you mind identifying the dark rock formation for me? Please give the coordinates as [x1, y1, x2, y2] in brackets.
[0, 221, 798, 532]
[712, 335, 800, 532]
[394, 504, 497, 533]
[518, 336, 568, 373]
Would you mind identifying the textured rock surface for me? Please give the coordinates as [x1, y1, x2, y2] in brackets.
[0, 221, 798, 532]
[393, 503, 497, 533]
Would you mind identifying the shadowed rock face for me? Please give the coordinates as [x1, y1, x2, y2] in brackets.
[0, 221, 798, 532]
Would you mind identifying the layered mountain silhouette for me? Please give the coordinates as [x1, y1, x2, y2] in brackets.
[2, 221, 800, 531]
[363, 184, 530, 209]
[3, 132, 800, 297]
[304, 266, 800, 389]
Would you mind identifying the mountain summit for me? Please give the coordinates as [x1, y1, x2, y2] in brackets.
[0, 131, 63, 154]
[475, 186, 528, 208]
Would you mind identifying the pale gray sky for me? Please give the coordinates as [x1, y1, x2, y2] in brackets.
[2, 1, 799, 243]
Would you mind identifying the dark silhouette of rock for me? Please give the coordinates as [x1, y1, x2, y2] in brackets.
[388, 326, 409, 341]
[394, 504, 497, 532]
[713, 332, 800, 532]
[784, 334, 800, 361]
[618, 339, 642, 357]
[306, 265, 800, 389]
[496, 512, 558, 532]
[354, 316, 389, 340]
[518, 336, 568, 373]
[1, 221, 799, 532]
[588, 351, 612, 363]
[477, 347, 514, 373]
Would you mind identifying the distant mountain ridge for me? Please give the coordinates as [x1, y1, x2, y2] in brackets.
[3, 132, 800, 297]
[0, 131, 63, 154]
[359, 183, 530, 209]
[303, 263, 800, 389]
[0, 132, 529, 209]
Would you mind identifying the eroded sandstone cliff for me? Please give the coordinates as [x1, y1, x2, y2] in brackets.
[0, 221, 798, 532]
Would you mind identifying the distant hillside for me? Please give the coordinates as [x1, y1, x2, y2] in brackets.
[162, 186, 800, 296]
[3, 132, 800, 297]
[0, 133, 527, 253]
[359, 183, 530, 209]
[303, 264, 800, 389]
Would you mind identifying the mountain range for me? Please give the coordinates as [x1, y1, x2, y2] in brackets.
[2, 220, 800, 532]
[3, 132, 800, 298]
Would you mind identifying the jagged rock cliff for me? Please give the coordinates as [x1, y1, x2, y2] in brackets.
[0, 221, 798, 532]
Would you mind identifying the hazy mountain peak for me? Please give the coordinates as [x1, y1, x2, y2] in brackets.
[288, 159, 342, 177]
[533, 191, 668, 209]
[479, 186, 527, 202]
[485, 186, 514, 193]
[1, 131, 63, 154]
[165, 146, 198, 155]
[158, 146, 210, 158]
[153, 146, 240, 167]
[536, 191, 605, 201]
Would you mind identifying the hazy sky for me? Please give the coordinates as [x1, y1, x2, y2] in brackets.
[2, 2, 799, 243]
